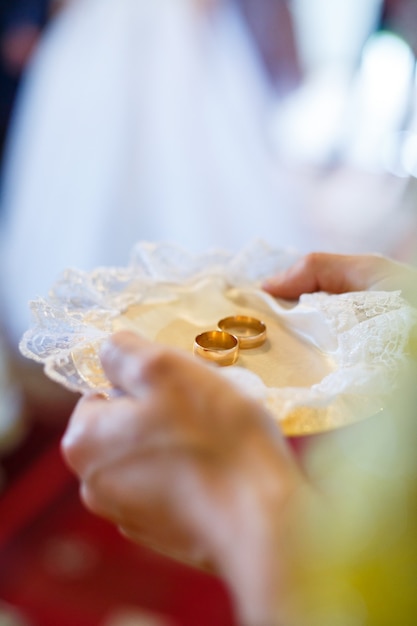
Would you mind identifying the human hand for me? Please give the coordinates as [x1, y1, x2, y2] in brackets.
[61, 331, 303, 625]
[262, 252, 417, 304]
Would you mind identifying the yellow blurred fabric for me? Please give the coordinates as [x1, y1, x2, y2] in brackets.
[289, 359, 417, 626]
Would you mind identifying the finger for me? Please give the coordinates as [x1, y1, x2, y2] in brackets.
[99, 330, 158, 396]
[61, 394, 106, 473]
[262, 253, 385, 299]
[99, 330, 216, 399]
[61, 392, 145, 476]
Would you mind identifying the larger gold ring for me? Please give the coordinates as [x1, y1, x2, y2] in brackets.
[193, 330, 239, 366]
[218, 315, 267, 349]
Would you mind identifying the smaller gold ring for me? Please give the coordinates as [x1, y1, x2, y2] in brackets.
[193, 330, 239, 366]
[218, 315, 267, 349]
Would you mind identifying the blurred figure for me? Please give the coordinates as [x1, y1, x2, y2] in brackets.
[0, 0, 387, 343]
[0, 0, 304, 343]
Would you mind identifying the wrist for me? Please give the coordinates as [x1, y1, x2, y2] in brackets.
[210, 431, 304, 625]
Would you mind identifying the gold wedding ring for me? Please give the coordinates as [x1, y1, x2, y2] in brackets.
[217, 315, 267, 349]
[193, 330, 239, 366]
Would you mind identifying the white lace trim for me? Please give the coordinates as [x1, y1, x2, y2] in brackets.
[19, 241, 417, 431]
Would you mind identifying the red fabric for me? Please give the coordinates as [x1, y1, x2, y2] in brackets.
[0, 426, 236, 626]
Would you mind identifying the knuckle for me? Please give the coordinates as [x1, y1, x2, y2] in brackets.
[60, 402, 104, 473]
[140, 348, 178, 382]
[80, 474, 113, 519]
[303, 251, 321, 271]
[80, 482, 101, 515]
[60, 426, 87, 472]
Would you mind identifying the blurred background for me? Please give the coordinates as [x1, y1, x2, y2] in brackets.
[0, 1, 417, 624]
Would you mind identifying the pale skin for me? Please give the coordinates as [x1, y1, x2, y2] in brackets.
[262, 251, 417, 303]
[61, 252, 417, 626]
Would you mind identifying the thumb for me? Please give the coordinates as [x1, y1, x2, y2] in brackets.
[99, 331, 155, 396]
